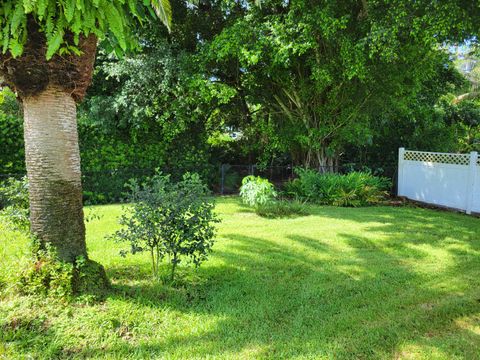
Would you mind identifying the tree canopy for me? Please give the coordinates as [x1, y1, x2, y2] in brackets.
[1, 0, 480, 194]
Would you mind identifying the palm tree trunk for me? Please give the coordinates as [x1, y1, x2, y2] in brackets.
[23, 85, 87, 262]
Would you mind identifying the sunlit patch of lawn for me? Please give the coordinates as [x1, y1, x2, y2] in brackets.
[1, 197, 479, 359]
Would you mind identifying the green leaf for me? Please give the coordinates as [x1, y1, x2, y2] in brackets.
[150, 0, 172, 32]
[10, 3, 25, 34]
[23, 0, 36, 13]
[37, 0, 49, 19]
[105, 3, 127, 50]
[127, 0, 139, 18]
[2, 24, 11, 53]
[64, 0, 76, 22]
[9, 39, 23, 57]
[46, 29, 64, 59]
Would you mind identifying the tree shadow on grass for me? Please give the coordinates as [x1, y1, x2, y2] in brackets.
[93, 217, 480, 359]
[308, 205, 478, 240]
[0, 301, 67, 358]
[4, 205, 479, 359]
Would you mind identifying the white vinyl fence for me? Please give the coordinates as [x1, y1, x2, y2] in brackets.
[397, 148, 480, 214]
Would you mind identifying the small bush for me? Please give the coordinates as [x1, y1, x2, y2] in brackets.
[284, 169, 391, 207]
[239, 176, 277, 208]
[110, 172, 219, 282]
[0, 176, 29, 229]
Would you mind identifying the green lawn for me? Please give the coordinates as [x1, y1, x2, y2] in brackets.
[1, 197, 480, 359]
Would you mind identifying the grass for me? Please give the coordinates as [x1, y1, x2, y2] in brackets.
[1, 197, 480, 359]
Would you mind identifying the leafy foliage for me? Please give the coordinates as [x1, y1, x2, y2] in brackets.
[72, 0, 479, 195]
[0, 0, 172, 59]
[111, 172, 219, 282]
[1, 0, 479, 204]
[0, 176, 29, 229]
[78, 34, 222, 202]
[285, 169, 391, 207]
[19, 241, 109, 301]
[193, 0, 480, 169]
[240, 175, 277, 208]
[0, 88, 24, 174]
[441, 98, 480, 152]
[19, 243, 75, 300]
[200, 0, 466, 168]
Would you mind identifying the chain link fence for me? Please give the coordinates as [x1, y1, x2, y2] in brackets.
[1, 162, 398, 204]
[218, 163, 398, 195]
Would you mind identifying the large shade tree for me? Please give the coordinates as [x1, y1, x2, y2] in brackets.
[0, 0, 171, 267]
[202, 0, 480, 169]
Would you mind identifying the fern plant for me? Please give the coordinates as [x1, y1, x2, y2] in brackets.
[0, 0, 172, 59]
[284, 169, 391, 207]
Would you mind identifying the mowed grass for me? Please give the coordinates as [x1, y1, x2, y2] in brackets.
[1, 197, 480, 359]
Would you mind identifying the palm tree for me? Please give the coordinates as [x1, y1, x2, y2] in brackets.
[0, 1, 171, 275]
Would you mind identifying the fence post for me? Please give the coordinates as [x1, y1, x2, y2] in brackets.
[466, 151, 478, 215]
[397, 147, 405, 197]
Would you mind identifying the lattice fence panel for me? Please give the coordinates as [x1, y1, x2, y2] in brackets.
[404, 151, 470, 165]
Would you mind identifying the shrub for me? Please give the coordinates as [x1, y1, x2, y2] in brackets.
[239, 176, 277, 208]
[0, 176, 29, 229]
[82, 169, 154, 205]
[110, 172, 219, 282]
[284, 169, 391, 207]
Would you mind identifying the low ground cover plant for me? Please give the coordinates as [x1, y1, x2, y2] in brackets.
[285, 169, 391, 206]
[110, 172, 219, 282]
[18, 243, 108, 301]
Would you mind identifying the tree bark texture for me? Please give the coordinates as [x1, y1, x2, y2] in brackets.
[23, 85, 87, 262]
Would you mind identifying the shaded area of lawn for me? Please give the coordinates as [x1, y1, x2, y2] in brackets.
[1, 198, 479, 359]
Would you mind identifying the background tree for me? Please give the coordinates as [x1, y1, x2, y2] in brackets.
[79, 0, 246, 192]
